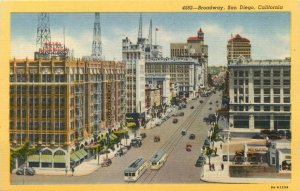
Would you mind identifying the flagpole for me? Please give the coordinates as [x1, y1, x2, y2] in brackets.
[155, 28, 157, 45]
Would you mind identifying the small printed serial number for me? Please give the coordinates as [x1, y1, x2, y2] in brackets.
[182, 6, 194, 10]
[271, 186, 288, 189]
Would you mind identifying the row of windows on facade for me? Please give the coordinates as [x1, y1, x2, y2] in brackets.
[10, 134, 68, 142]
[234, 88, 290, 95]
[231, 105, 290, 112]
[233, 96, 290, 103]
[147, 70, 191, 73]
[9, 74, 108, 83]
[233, 116, 290, 129]
[233, 70, 290, 77]
[146, 65, 191, 69]
[233, 79, 290, 86]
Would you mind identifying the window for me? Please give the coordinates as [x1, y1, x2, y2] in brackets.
[234, 80, 237, 85]
[274, 106, 280, 111]
[254, 97, 261, 103]
[264, 97, 270, 103]
[283, 80, 290, 86]
[254, 115, 270, 129]
[254, 88, 260, 94]
[283, 89, 290, 95]
[283, 70, 290, 77]
[264, 80, 270, 85]
[264, 89, 270, 94]
[273, 97, 280, 103]
[284, 97, 290, 103]
[239, 88, 243, 94]
[274, 88, 280, 94]
[254, 106, 260, 111]
[254, 80, 261, 86]
[273, 80, 280, 86]
[273, 70, 280, 77]
[254, 71, 261, 77]
[284, 106, 290, 111]
[239, 71, 244, 77]
[234, 89, 237, 94]
[263, 71, 270, 77]
[239, 80, 243, 85]
[264, 106, 270, 111]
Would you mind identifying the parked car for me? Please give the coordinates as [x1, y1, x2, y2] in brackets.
[209, 102, 212, 105]
[131, 138, 142, 147]
[140, 133, 147, 139]
[181, 130, 186, 135]
[16, 167, 36, 176]
[199, 100, 203, 104]
[189, 134, 195, 140]
[178, 112, 184, 116]
[252, 134, 265, 139]
[154, 135, 160, 142]
[190, 106, 194, 109]
[101, 158, 112, 167]
[203, 139, 210, 147]
[173, 118, 178, 123]
[195, 154, 206, 167]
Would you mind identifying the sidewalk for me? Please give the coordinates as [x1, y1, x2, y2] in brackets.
[200, 141, 290, 183]
[35, 146, 120, 176]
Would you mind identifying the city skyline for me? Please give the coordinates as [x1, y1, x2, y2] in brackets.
[11, 12, 290, 66]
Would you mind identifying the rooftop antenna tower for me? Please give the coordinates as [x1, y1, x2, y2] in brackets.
[91, 12, 102, 60]
[148, 19, 152, 48]
[36, 13, 51, 49]
[137, 13, 143, 44]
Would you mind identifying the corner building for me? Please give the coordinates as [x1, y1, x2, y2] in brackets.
[9, 58, 126, 168]
[228, 57, 291, 131]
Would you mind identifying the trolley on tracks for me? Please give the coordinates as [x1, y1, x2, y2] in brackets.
[149, 150, 168, 170]
[124, 157, 148, 182]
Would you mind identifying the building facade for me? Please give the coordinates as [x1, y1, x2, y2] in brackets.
[9, 58, 126, 168]
[145, 58, 200, 98]
[122, 37, 146, 116]
[227, 34, 251, 64]
[228, 57, 291, 131]
[145, 74, 172, 105]
[170, 28, 208, 87]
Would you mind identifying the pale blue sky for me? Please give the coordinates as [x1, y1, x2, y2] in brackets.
[11, 12, 290, 66]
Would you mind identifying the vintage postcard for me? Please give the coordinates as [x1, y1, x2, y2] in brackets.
[0, 0, 299, 191]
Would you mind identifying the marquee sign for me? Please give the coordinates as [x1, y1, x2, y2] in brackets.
[38, 42, 69, 54]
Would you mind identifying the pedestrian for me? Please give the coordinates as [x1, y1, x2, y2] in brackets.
[71, 166, 75, 176]
[211, 163, 214, 171]
[209, 164, 212, 171]
[220, 143, 223, 149]
[221, 163, 224, 171]
[65, 166, 68, 176]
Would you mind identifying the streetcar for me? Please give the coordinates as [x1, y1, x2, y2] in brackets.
[124, 157, 148, 182]
[148, 150, 168, 170]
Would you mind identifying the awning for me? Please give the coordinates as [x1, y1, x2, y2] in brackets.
[114, 129, 128, 134]
[110, 134, 118, 139]
[40, 155, 52, 163]
[53, 155, 65, 163]
[79, 149, 87, 158]
[28, 155, 40, 162]
[74, 150, 84, 160]
[70, 153, 80, 163]
[109, 134, 116, 141]
[100, 146, 108, 153]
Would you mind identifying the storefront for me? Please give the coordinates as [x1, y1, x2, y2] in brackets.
[244, 143, 268, 164]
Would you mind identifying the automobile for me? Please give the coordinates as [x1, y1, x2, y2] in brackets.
[16, 167, 36, 176]
[178, 112, 184, 116]
[131, 138, 142, 147]
[192, 97, 197, 100]
[268, 134, 282, 140]
[190, 106, 194, 109]
[154, 135, 160, 142]
[178, 106, 182, 110]
[203, 139, 210, 147]
[209, 107, 212, 110]
[252, 134, 265, 139]
[155, 120, 162, 126]
[115, 148, 124, 157]
[195, 155, 206, 167]
[173, 118, 178, 123]
[181, 130, 186, 135]
[209, 102, 212, 105]
[124, 145, 131, 150]
[101, 158, 112, 167]
[140, 133, 147, 139]
[182, 104, 187, 108]
[189, 133, 195, 140]
[216, 100, 219, 103]
[135, 136, 142, 140]
[186, 144, 192, 151]
[199, 100, 203, 104]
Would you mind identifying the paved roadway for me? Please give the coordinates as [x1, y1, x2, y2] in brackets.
[11, 92, 223, 184]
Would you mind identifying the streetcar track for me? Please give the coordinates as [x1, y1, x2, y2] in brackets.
[137, 96, 215, 184]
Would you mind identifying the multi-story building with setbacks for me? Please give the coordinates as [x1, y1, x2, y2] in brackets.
[9, 58, 126, 169]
